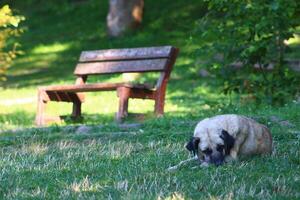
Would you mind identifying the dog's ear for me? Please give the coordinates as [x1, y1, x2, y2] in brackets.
[185, 137, 195, 152]
[186, 137, 200, 156]
[220, 130, 235, 155]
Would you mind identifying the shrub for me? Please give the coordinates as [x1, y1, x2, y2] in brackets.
[0, 5, 24, 83]
[195, 0, 300, 104]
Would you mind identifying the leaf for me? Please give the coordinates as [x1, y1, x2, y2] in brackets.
[9, 17, 23, 27]
[270, 1, 279, 11]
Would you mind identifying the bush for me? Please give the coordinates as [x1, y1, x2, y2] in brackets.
[195, 0, 300, 104]
[0, 5, 24, 84]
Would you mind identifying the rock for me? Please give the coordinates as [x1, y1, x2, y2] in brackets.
[279, 120, 295, 128]
[249, 116, 264, 122]
[269, 115, 295, 128]
[76, 125, 91, 134]
[269, 115, 282, 122]
[118, 123, 141, 129]
[198, 69, 211, 77]
[62, 125, 77, 133]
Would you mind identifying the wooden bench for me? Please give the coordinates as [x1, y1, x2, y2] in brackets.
[35, 46, 179, 126]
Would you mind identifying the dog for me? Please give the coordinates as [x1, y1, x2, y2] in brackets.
[185, 114, 273, 166]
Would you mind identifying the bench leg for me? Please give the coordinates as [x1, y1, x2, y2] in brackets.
[154, 92, 165, 117]
[72, 101, 82, 118]
[35, 90, 47, 127]
[116, 87, 130, 122]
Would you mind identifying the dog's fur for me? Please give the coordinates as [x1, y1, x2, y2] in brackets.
[186, 114, 272, 166]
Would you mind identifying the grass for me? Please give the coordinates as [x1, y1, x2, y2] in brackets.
[0, 0, 300, 199]
[1, 104, 300, 199]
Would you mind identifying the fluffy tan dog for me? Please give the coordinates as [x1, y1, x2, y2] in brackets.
[186, 114, 273, 166]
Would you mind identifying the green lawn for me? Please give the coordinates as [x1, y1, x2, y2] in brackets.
[0, 0, 300, 199]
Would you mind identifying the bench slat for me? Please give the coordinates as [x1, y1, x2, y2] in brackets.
[41, 83, 153, 93]
[74, 59, 168, 75]
[43, 83, 122, 93]
[79, 46, 173, 62]
[46, 91, 59, 101]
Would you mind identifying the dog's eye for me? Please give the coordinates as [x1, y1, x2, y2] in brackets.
[217, 144, 224, 152]
[202, 148, 212, 154]
[197, 152, 205, 160]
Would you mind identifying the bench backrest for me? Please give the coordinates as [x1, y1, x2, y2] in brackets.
[74, 46, 178, 76]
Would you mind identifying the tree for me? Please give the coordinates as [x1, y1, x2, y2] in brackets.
[0, 5, 24, 84]
[195, 0, 300, 104]
[107, 0, 144, 37]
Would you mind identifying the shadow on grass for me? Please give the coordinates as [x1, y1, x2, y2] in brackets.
[2, 0, 218, 121]
[1, 0, 240, 129]
[0, 108, 205, 145]
[4, 0, 207, 89]
[0, 111, 35, 129]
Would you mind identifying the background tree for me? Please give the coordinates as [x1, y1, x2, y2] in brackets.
[195, 0, 300, 104]
[0, 5, 24, 84]
[107, 0, 144, 37]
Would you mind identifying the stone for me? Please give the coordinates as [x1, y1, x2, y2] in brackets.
[269, 115, 282, 122]
[118, 123, 141, 129]
[76, 125, 91, 134]
[198, 69, 211, 77]
[279, 120, 295, 128]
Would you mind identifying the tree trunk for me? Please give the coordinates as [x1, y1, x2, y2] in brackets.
[107, 0, 144, 37]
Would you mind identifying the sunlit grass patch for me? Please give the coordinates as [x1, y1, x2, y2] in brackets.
[69, 176, 103, 193]
[159, 192, 185, 200]
[22, 142, 49, 155]
[31, 42, 71, 54]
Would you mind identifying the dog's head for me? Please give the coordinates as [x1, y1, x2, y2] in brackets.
[186, 129, 235, 166]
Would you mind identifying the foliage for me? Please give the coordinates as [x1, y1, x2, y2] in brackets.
[0, 5, 24, 83]
[195, 0, 300, 104]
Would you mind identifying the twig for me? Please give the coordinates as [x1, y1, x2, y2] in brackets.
[167, 156, 198, 171]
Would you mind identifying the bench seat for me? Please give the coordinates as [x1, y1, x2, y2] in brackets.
[40, 82, 153, 93]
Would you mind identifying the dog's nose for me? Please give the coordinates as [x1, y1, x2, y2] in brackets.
[211, 154, 224, 166]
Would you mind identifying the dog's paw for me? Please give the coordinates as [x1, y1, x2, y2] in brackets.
[191, 162, 209, 169]
[200, 162, 209, 167]
[229, 151, 238, 159]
